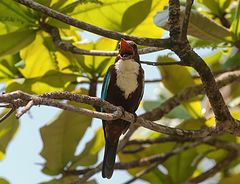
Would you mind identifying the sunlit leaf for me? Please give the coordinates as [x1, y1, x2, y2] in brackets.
[40, 89, 93, 175]
[5, 71, 78, 94]
[0, 54, 22, 82]
[157, 56, 202, 118]
[70, 128, 104, 168]
[154, 6, 231, 42]
[0, 28, 36, 57]
[19, 32, 59, 78]
[69, 0, 138, 31]
[198, 0, 232, 16]
[0, 109, 19, 161]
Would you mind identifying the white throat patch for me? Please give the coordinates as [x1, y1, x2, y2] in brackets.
[115, 59, 140, 99]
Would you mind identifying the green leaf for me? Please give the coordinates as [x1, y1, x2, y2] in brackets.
[143, 100, 193, 119]
[198, 0, 232, 16]
[157, 56, 202, 118]
[40, 89, 93, 175]
[70, 128, 104, 168]
[69, 0, 167, 38]
[0, 54, 22, 82]
[231, 0, 240, 41]
[154, 6, 231, 42]
[69, 0, 139, 31]
[188, 36, 222, 48]
[19, 31, 59, 78]
[6, 71, 78, 95]
[0, 178, 10, 184]
[163, 146, 198, 184]
[0, 109, 19, 161]
[0, 28, 36, 57]
[124, 0, 167, 37]
[119, 141, 175, 184]
[0, 0, 36, 27]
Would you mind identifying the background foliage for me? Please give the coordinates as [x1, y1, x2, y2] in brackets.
[0, 0, 240, 183]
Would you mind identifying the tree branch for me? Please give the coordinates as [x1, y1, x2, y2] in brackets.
[14, 0, 171, 48]
[40, 22, 164, 56]
[180, 0, 194, 40]
[168, 0, 237, 135]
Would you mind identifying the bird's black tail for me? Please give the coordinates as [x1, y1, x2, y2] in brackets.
[102, 140, 118, 179]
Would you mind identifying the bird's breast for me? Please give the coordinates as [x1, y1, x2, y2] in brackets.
[115, 59, 140, 99]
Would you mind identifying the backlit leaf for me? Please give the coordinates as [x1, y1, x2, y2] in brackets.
[157, 56, 202, 118]
[19, 32, 59, 78]
[0, 28, 36, 57]
[70, 128, 104, 168]
[5, 71, 78, 94]
[154, 7, 231, 42]
[0, 0, 36, 27]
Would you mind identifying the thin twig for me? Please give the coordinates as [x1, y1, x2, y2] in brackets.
[123, 162, 159, 184]
[140, 60, 185, 66]
[181, 0, 194, 40]
[16, 100, 34, 119]
[0, 108, 15, 123]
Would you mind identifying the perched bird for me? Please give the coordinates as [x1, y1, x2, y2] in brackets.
[101, 39, 144, 179]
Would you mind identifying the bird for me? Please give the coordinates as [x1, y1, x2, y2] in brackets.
[101, 39, 144, 179]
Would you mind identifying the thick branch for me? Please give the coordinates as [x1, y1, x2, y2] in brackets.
[168, 0, 237, 134]
[14, 0, 171, 47]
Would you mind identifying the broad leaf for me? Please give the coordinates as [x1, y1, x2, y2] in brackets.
[119, 142, 175, 184]
[154, 7, 231, 42]
[0, 54, 22, 82]
[230, 0, 240, 41]
[70, 128, 104, 168]
[5, 71, 78, 94]
[40, 89, 93, 175]
[198, 0, 232, 16]
[0, 0, 36, 27]
[157, 56, 202, 118]
[143, 100, 193, 119]
[0, 109, 19, 161]
[0, 28, 36, 57]
[163, 146, 198, 184]
[122, 0, 168, 37]
[19, 32, 59, 78]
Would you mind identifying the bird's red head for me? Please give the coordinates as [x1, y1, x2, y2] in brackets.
[118, 39, 138, 60]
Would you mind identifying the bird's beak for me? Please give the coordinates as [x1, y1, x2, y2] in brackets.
[119, 39, 135, 60]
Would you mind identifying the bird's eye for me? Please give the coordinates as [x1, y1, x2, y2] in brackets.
[132, 44, 137, 50]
